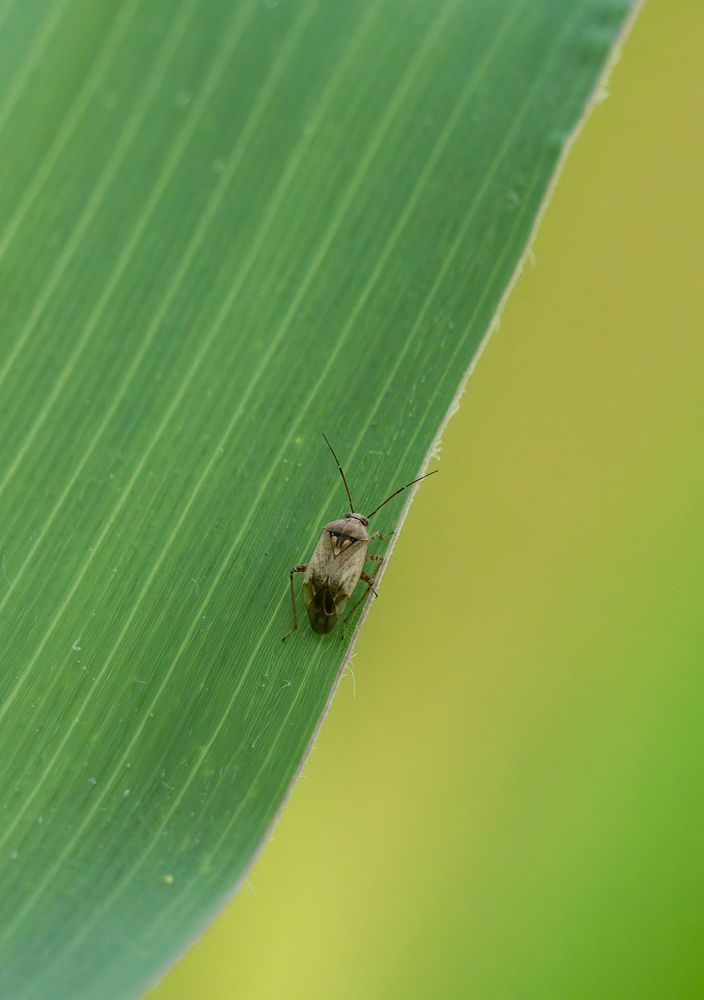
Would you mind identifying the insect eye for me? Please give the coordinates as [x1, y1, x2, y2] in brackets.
[345, 512, 352, 518]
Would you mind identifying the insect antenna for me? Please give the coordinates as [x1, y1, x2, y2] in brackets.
[322, 432, 355, 511]
[366, 469, 438, 520]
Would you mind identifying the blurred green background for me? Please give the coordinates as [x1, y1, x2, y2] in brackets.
[153, 1, 704, 997]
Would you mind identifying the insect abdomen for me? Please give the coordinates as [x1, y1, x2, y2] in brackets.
[304, 581, 347, 634]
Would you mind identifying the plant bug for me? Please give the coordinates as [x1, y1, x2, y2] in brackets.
[283, 434, 437, 640]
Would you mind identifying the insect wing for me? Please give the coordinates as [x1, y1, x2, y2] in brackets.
[303, 529, 367, 633]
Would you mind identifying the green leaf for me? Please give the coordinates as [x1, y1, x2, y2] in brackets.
[0, 0, 637, 995]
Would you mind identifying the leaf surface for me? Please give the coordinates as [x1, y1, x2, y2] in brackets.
[0, 1, 637, 995]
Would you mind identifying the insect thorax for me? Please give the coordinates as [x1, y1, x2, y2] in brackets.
[323, 513, 369, 543]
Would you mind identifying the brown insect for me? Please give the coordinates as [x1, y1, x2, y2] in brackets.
[283, 434, 437, 639]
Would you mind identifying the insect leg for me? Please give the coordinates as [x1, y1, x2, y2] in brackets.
[368, 529, 393, 542]
[341, 589, 370, 627]
[282, 564, 307, 641]
[366, 553, 383, 563]
[344, 573, 378, 622]
[339, 575, 379, 638]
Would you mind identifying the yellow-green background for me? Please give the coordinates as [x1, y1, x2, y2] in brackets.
[153, 2, 704, 997]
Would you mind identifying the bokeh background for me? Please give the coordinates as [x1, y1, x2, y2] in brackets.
[153, 2, 704, 997]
